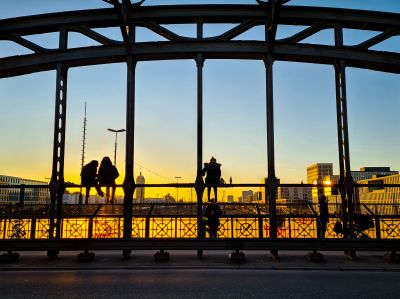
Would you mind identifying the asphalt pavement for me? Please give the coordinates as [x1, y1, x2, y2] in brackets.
[0, 250, 399, 298]
[0, 269, 399, 299]
[0, 250, 399, 271]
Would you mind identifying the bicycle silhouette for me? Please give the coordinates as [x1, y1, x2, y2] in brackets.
[10, 222, 27, 239]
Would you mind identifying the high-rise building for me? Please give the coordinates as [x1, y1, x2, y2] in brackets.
[135, 171, 145, 203]
[307, 163, 333, 201]
[0, 175, 49, 204]
[227, 195, 234, 203]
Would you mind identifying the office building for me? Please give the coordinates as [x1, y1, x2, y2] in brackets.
[351, 167, 398, 182]
[307, 163, 333, 201]
[242, 190, 254, 203]
[253, 191, 263, 201]
[356, 173, 400, 215]
[0, 175, 49, 204]
[277, 186, 311, 203]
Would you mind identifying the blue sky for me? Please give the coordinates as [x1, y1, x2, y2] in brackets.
[0, 1, 399, 189]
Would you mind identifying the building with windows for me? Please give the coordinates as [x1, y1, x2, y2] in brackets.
[307, 163, 334, 201]
[356, 173, 400, 215]
[253, 191, 263, 202]
[277, 185, 311, 203]
[0, 175, 49, 204]
[351, 167, 398, 182]
[242, 190, 254, 203]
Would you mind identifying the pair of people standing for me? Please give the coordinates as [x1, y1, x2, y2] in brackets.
[202, 156, 222, 202]
[202, 157, 223, 238]
[81, 156, 119, 204]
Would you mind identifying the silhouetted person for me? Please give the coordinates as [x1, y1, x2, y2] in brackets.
[81, 160, 104, 204]
[205, 198, 222, 238]
[229, 176, 232, 185]
[98, 156, 119, 204]
[202, 157, 221, 202]
[318, 194, 329, 238]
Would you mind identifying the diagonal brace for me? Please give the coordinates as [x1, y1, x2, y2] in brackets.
[278, 23, 330, 44]
[353, 28, 399, 49]
[69, 26, 121, 46]
[216, 19, 261, 41]
[2, 34, 48, 53]
[138, 20, 184, 41]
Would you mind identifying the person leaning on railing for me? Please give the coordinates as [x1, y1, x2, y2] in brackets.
[81, 160, 104, 204]
[98, 156, 119, 205]
[202, 156, 222, 202]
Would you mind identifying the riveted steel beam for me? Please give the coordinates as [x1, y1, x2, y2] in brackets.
[0, 6, 399, 36]
[1, 41, 399, 78]
[49, 29, 68, 255]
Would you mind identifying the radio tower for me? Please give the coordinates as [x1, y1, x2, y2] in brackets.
[79, 102, 87, 204]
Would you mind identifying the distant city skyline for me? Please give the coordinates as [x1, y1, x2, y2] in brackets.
[0, 1, 399, 197]
[1, 161, 399, 204]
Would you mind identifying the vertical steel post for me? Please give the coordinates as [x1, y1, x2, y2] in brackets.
[123, 55, 136, 244]
[48, 28, 68, 258]
[195, 21, 206, 256]
[264, 53, 278, 257]
[334, 60, 348, 238]
[264, 7, 279, 257]
[18, 185, 25, 207]
[334, 26, 355, 240]
[122, 21, 136, 256]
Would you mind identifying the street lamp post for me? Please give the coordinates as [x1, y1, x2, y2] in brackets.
[108, 128, 126, 166]
[175, 176, 181, 202]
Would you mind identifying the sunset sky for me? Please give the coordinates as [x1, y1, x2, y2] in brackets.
[0, 1, 399, 198]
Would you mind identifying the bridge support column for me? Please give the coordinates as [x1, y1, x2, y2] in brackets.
[122, 55, 137, 258]
[48, 29, 68, 260]
[195, 21, 206, 258]
[264, 54, 278, 260]
[335, 25, 356, 259]
[195, 49, 206, 258]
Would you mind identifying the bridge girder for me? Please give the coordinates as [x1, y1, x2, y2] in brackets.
[0, 41, 399, 78]
[0, 6, 399, 35]
[0, 5, 399, 78]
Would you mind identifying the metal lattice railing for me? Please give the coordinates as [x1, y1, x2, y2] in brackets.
[0, 212, 399, 241]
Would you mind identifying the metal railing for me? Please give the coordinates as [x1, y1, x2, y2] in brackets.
[0, 184, 400, 241]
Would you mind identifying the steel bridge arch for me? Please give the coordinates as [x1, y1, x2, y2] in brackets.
[0, 5, 399, 77]
[0, 2, 399, 258]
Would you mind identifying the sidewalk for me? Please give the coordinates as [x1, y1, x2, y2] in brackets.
[1, 250, 399, 271]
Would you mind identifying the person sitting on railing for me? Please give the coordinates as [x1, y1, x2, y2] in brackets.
[202, 156, 222, 202]
[98, 156, 119, 204]
[318, 194, 329, 238]
[81, 160, 104, 204]
[205, 198, 222, 238]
